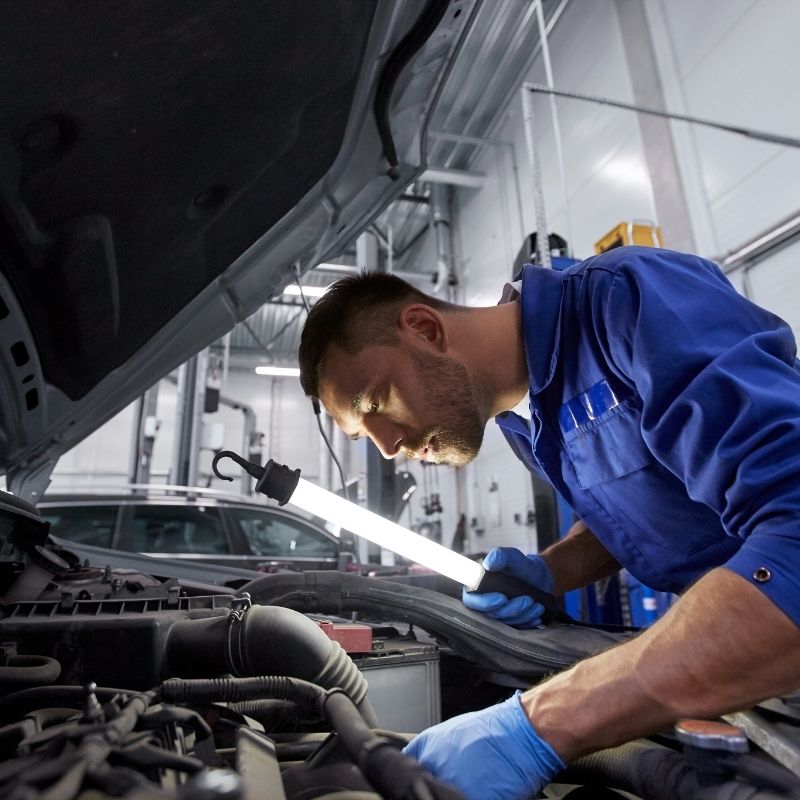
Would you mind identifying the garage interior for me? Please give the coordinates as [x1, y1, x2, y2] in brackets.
[49, 0, 800, 586]
[2, 1, 800, 798]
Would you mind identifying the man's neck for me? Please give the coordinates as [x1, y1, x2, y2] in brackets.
[447, 300, 529, 418]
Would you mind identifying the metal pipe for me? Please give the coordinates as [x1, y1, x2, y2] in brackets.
[717, 209, 800, 272]
[313, 263, 436, 284]
[170, 362, 189, 486]
[128, 383, 160, 485]
[524, 83, 800, 150]
[369, 223, 395, 259]
[128, 394, 145, 484]
[430, 130, 526, 255]
[534, 0, 573, 251]
[187, 351, 208, 488]
[521, 85, 551, 269]
[430, 183, 455, 295]
[419, 166, 485, 188]
[222, 332, 231, 391]
[370, 223, 396, 274]
[218, 393, 257, 495]
[169, 352, 207, 487]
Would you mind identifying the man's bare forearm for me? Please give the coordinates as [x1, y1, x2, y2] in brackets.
[521, 567, 800, 760]
[540, 520, 621, 595]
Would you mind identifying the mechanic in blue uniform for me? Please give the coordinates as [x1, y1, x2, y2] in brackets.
[299, 246, 800, 800]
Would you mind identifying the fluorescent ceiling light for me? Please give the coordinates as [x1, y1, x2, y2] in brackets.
[282, 284, 330, 298]
[255, 366, 300, 377]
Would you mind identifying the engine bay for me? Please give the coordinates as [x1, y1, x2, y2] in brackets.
[1, 492, 799, 800]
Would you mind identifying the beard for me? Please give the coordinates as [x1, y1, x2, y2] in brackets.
[401, 348, 486, 467]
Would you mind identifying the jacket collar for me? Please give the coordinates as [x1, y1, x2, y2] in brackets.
[519, 264, 565, 394]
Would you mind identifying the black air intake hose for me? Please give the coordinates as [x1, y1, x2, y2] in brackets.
[560, 740, 792, 799]
[241, 571, 627, 679]
[165, 604, 377, 726]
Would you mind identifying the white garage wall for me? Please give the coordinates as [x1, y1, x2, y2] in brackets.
[53, 403, 135, 488]
[50, 370, 328, 493]
[645, 0, 800, 254]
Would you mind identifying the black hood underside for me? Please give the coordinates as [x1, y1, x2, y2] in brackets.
[0, 1, 375, 400]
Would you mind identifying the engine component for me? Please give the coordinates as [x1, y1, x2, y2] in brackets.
[0, 591, 377, 726]
[0, 675, 463, 800]
[558, 738, 800, 799]
[242, 570, 627, 679]
[166, 599, 377, 725]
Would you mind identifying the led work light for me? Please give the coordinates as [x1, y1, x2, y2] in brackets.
[212, 451, 569, 624]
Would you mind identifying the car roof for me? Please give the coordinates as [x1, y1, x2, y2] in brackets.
[0, 1, 478, 502]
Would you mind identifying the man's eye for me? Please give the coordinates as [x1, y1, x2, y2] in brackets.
[369, 401, 380, 414]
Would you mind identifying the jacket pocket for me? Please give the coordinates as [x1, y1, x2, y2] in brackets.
[563, 400, 653, 489]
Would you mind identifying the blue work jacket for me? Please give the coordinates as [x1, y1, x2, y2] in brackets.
[496, 247, 800, 624]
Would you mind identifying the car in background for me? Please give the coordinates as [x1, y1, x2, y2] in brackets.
[39, 487, 357, 574]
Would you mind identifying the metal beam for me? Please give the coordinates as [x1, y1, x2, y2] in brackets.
[419, 167, 485, 188]
[718, 210, 800, 272]
[524, 83, 800, 150]
[313, 263, 436, 284]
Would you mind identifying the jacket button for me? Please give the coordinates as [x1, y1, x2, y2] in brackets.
[753, 567, 771, 583]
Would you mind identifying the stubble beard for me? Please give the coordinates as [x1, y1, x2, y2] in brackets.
[403, 349, 486, 467]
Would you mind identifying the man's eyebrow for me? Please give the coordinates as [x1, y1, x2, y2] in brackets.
[350, 392, 364, 416]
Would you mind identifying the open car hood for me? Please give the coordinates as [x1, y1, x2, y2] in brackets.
[0, 0, 477, 500]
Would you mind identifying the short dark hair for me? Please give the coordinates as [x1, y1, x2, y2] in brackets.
[298, 271, 454, 397]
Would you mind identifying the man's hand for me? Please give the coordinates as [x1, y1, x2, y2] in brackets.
[522, 567, 800, 760]
[402, 692, 565, 800]
[462, 548, 554, 628]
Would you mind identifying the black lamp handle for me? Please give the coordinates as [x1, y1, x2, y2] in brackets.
[473, 569, 574, 625]
[212, 450, 300, 506]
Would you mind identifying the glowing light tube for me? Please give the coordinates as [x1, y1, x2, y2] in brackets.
[289, 477, 485, 589]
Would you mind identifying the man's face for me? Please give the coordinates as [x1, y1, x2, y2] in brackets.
[318, 342, 486, 466]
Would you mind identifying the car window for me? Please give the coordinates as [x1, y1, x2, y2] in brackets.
[40, 504, 118, 548]
[231, 509, 337, 559]
[130, 505, 230, 555]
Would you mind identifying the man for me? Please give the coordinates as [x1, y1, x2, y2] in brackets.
[298, 246, 800, 800]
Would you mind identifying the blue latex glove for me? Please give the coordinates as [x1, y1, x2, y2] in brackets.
[462, 547, 555, 628]
[403, 691, 565, 800]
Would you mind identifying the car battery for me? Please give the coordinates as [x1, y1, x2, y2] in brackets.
[352, 634, 440, 733]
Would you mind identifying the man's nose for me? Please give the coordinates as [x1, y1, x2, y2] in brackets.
[364, 416, 404, 459]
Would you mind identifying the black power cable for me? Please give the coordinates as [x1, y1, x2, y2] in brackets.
[293, 267, 361, 577]
[292, 266, 350, 503]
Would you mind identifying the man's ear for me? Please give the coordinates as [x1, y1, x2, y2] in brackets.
[397, 304, 447, 351]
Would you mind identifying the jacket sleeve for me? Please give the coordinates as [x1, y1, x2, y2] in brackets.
[598, 248, 800, 625]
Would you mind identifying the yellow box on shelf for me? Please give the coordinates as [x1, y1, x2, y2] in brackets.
[594, 220, 663, 254]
